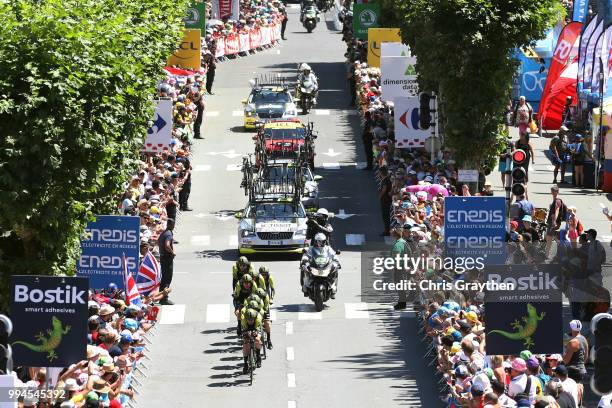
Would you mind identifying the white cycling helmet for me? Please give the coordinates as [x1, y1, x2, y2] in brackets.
[302, 64, 311, 71]
[316, 208, 329, 217]
[314, 233, 327, 247]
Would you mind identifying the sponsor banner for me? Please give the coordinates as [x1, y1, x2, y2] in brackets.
[10, 275, 88, 367]
[211, 0, 239, 21]
[250, 28, 262, 49]
[367, 27, 401, 68]
[184, 1, 206, 30]
[143, 99, 173, 153]
[457, 169, 479, 183]
[77, 215, 140, 290]
[380, 42, 410, 58]
[392, 97, 429, 148]
[444, 196, 506, 264]
[539, 21, 582, 128]
[584, 20, 604, 90]
[261, 26, 271, 46]
[167, 28, 201, 70]
[517, 50, 549, 112]
[215, 36, 225, 58]
[239, 33, 250, 52]
[380, 56, 418, 100]
[353, 2, 380, 40]
[225, 34, 240, 55]
[579, 16, 600, 87]
[591, 30, 606, 91]
[573, 0, 589, 23]
[484, 264, 563, 355]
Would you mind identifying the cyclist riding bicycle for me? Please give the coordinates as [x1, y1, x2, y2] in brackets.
[259, 266, 276, 301]
[233, 274, 259, 335]
[255, 287, 273, 350]
[232, 256, 253, 289]
[241, 308, 263, 373]
[250, 266, 267, 290]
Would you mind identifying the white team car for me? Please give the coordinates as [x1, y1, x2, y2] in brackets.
[242, 85, 299, 130]
[235, 198, 308, 255]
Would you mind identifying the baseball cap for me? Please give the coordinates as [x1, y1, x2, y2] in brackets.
[511, 358, 527, 372]
[527, 356, 540, 370]
[519, 350, 532, 361]
[569, 319, 582, 331]
[554, 364, 568, 376]
[455, 365, 469, 377]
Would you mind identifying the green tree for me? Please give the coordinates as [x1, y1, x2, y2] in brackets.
[0, 0, 190, 311]
[383, 0, 563, 168]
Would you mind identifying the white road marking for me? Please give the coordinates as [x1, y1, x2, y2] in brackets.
[601, 235, 612, 242]
[321, 148, 342, 157]
[286, 346, 295, 361]
[288, 402, 297, 408]
[314, 109, 330, 115]
[194, 213, 206, 218]
[270, 309, 277, 321]
[345, 302, 370, 319]
[205, 111, 220, 117]
[287, 373, 296, 388]
[334, 209, 356, 220]
[322, 162, 341, 170]
[229, 235, 238, 246]
[174, 271, 189, 274]
[206, 304, 230, 323]
[232, 110, 244, 117]
[193, 164, 211, 172]
[345, 234, 366, 246]
[209, 271, 231, 274]
[190, 235, 210, 246]
[276, 50, 281, 55]
[285, 321, 294, 335]
[221, 149, 242, 159]
[159, 305, 185, 325]
[226, 164, 242, 171]
[355, 161, 368, 169]
[298, 305, 322, 320]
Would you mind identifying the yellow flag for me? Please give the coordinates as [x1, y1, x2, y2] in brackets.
[167, 29, 201, 70]
[367, 28, 401, 68]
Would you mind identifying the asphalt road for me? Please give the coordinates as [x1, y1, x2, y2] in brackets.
[135, 7, 443, 408]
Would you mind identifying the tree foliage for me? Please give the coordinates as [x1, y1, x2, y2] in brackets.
[381, 0, 563, 168]
[0, 0, 189, 311]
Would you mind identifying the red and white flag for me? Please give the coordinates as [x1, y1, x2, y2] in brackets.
[123, 254, 142, 306]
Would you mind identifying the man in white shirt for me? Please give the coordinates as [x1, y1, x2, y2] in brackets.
[507, 358, 537, 404]
[555, 364, 579, 407]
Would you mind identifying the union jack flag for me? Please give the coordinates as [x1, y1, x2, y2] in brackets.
[123, 254, 142, 307]
[136, 251, 161, 296]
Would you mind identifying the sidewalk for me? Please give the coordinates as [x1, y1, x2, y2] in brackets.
[491, 126, 612, 242]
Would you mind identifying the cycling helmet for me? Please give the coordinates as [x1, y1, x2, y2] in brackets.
[241, 274, 253, 285]
[302, 63, 311, 71]
[238, 256, 250, 266]
[248, 294, 261, 303]
[314, 232, 326, 248]
[256, 288, 267, 299]
[259, 266, 269, 275]
[108, 282, 118, 293]
[246, 308, 258, 320]
[247, 300, 260, 310]
[251, 268, 260, 279]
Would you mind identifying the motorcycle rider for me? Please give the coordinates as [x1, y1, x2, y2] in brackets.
[306, 207, 333, 245]
[300, 0, 318, 22]
[296, 64, 319, 104]
[233, 274, 258, 335]
[241, 308, 263, 373]
[232, 256, 253, 289]
[300, 232, 341, 299]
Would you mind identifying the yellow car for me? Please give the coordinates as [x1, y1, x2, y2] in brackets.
[242, 85, 298, 130]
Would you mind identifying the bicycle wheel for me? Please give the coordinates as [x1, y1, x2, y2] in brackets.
[249, 338, 255, 386]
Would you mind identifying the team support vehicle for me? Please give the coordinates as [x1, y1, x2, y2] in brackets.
[253, 118, 316, 169]
[242, 76, 298, 130]
[236, 156, 309, 255]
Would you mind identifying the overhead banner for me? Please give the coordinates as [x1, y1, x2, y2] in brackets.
[380, 42, 410, 58]
[167, 28, 201, 71]
[184, 1, 206, 30]
[484, 264, 563, 355]
[353, 3, 380, 40]
[367, 28, 401, 68]
[10, 276, 88, 367]
[211, 0, 239, 21]
[77, 215, 140, 290]
[380, 56, 418, 100]
[539, 21, 582, 129]
[393, 97, 429, 148]
[444, 196, 506, 264]
[144, 99, 173, 153]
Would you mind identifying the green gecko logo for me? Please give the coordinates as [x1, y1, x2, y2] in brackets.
[404, 64, 416, 76]
[488, 303, 545, 350]
[12, 316, 71, 362]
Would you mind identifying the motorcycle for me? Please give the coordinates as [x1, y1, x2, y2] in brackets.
[301, 247, 340, 311]
[303, 7, 319, 33]
[316, 0, 333, 12]
[298, 78, 317, 114]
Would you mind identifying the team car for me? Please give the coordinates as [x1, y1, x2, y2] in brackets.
[254, 119, 316, 169]
[236, 156, 309, 254]
[242, 82, 298, 130]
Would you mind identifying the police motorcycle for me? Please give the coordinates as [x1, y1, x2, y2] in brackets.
[300, 233, 341, 311]
[298, 77, 317, 114]
[302, 5, 320, 33]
